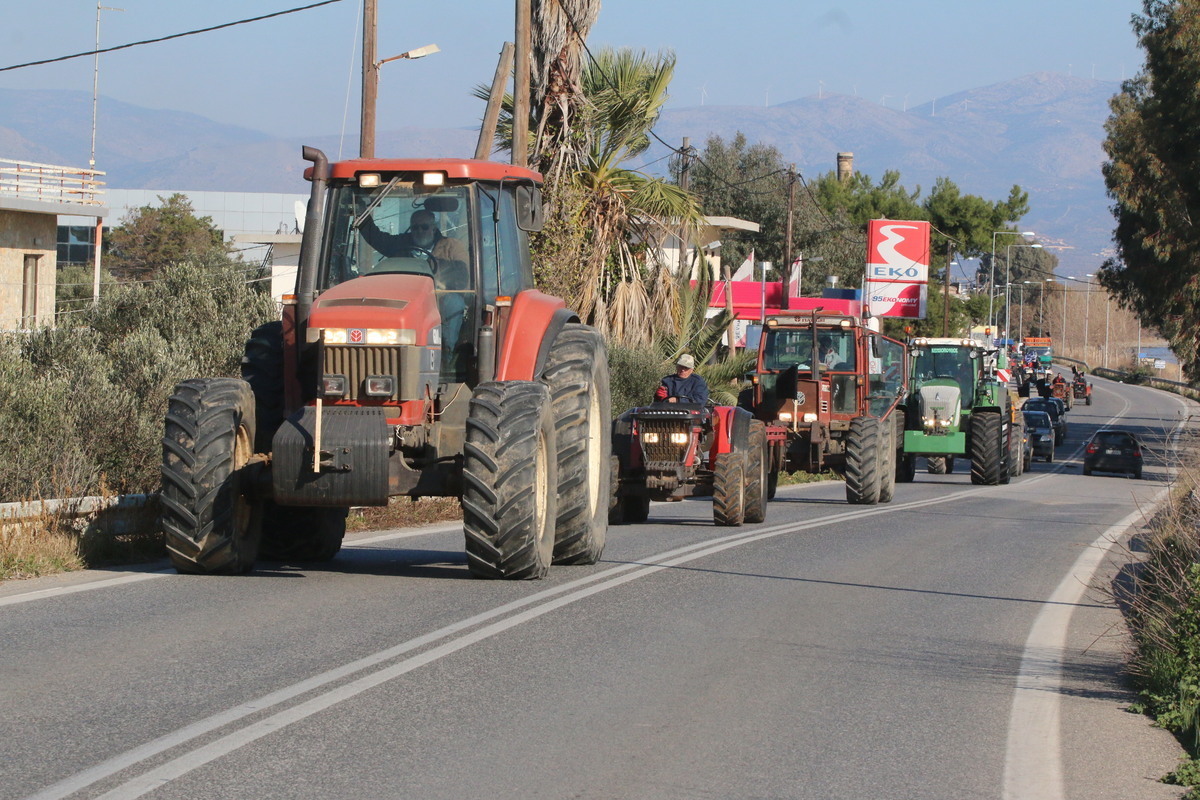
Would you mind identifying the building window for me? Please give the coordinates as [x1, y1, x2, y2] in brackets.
[56, 225, 103, 266]
[22, 254, 40, 327]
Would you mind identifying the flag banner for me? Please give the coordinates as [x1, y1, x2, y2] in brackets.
[788, 256, 803, 298]
[730, 249, 755, 282]
[864, 219, 930, 318]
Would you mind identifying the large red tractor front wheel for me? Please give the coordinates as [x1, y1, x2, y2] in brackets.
[462, 381, 559, 579]
[160, 378, 263, 574]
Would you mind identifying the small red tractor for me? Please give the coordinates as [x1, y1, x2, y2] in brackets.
[609, 401, 768, 526]
[1050, 377, 1073, 410]
[160, 148, 611, 579]
[1072, 373, 1092, 405]
[739, 304, 908, 504]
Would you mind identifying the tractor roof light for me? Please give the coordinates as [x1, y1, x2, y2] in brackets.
[422, 172, 446, 186]
[358, 173, 381, 188]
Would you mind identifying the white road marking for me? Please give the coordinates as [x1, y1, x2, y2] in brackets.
[28, 485, 1039, 800]
[1003, 387, 1196, 799]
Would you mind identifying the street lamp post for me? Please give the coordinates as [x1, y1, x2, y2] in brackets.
[990, 230, 1035, 331]
[1005, 242, 1043, 343]
[1039, 278, 1054, 333]
[1083, 273, 1094, 365]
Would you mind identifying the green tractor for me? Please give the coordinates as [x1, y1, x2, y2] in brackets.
[897, 337, 1020, 485]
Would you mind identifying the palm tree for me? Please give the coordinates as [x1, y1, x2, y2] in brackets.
[476, 46, 703, 346]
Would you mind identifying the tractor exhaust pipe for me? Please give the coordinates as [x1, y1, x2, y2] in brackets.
[297, 146, 329, 329]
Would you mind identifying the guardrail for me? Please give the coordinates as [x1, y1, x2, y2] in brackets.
[0, 494, 156, 537]
[0, 158, 105, 207]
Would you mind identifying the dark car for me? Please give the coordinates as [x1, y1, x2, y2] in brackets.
[1083, 429, 1144, 479]
[1022, 410, 1055, 462]
[1023, 397, 1067, 445]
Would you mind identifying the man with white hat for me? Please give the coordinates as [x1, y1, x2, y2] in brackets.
[654, 353, 709, 405]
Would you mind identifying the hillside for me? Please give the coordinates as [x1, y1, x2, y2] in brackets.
[0, 71, 1119, 274]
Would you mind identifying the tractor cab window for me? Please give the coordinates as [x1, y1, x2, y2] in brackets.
[911, 346, 976, 409]
[762, 330, 817, 372]
[868, 334, 905, 417]
[320, 182, 472, 290]
[477, 184, 535, 302]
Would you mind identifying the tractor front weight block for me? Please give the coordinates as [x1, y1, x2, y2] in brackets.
[273, 406, 391, 507]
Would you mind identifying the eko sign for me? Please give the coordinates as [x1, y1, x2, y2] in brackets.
[864, 220, 930, 319]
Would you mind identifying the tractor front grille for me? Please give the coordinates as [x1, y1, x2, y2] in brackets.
[637, 419, 692, 463]
[324, 345, 400, 401]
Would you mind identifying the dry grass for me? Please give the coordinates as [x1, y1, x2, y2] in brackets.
[0, 514, 86, 581]
[347, 497, 463, 532]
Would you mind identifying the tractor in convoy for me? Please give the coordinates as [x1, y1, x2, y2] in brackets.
[160, 147, 611, 579]
[898, 337, 1021, 484]
[738, 302, 908, 504]
[1072, 371, 1093, 405]
[609, 401, 769, 527]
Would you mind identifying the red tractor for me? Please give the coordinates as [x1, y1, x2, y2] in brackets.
[160, 148, 611, 579]
[1072, 373, 1093, 405]
[740, 307, 908, 504]
[609, 401, 769, 526]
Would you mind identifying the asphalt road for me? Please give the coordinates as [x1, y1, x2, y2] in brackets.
[1, 373, 1195, 800]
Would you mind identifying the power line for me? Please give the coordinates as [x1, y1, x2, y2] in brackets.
[0, 0, 344, 73]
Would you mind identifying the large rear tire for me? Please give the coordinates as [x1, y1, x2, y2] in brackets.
[713, 451, 746, 526]
[241, 321, 284, 453]
[462, 382, 558, 579]
[743, 420, 769, 523]
[845, 416, 881, 505]
[877, 419, 896, 503]
[542, 324, 611, 565]
[970, 411, 1004, 485]
[160, 378, 262, 575]
[260, 504, 347, 562]
[1009, 416, 1024, 478]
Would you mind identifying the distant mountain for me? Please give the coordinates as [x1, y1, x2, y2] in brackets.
[0, 72, 1119, 274]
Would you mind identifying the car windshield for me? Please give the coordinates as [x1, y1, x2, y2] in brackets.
[1023, 411, 1051, 428]
[1026, 400, 1059, 420]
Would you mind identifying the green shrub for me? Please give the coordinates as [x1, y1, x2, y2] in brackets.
[608, 342, 668, 417]
[0, 259, 276, 500]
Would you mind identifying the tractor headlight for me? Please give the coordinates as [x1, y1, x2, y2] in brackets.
[924, 418, 936, 428]
[365, 328, 415, 345]
[778, 412, 793, 422]
[669, 432, 689, 445]
[322, 328, 348, 344]
[322, 374, 348, 397]
[802, 413, 818, 423]
[642, 432, 660, 444]
[364, 376, 396, 397]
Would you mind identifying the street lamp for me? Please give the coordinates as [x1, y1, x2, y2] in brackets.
[989, 230, 1035, 329]
[1005, 242, 1043, 343]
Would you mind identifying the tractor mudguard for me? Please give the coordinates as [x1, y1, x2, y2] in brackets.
[273, 406, 391, 507]
[533, 307, 581, 377]
[495, 290, 571, 381]
[710, 406, 753, 457]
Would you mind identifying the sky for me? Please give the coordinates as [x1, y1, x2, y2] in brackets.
[0, 0, 1147, 144]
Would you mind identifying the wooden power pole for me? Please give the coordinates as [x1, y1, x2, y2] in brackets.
[678, 137, 691, 274]
[360, 0, 378, 158]
[513, 0, 531, 168]
[476, 42, 515, 160]
[782, 164, 796, 309]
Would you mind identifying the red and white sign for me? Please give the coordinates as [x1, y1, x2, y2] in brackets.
[864, 219, 930, 318]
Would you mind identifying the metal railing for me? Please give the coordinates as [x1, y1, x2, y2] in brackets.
[0, 158, 105, 206]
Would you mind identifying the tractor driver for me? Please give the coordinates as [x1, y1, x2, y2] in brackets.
[361, 208, 468, 283]
[654, 354, 709, 405]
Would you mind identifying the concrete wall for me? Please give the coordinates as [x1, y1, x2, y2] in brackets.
[0, 210, 56, 329]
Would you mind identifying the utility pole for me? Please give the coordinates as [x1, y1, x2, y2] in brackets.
[513, 0, 531, 168]
[475, 42, 515, 160]
[782, 164, 796, 309]
[360, 0, 378, 158]
[91, 2, 122, 305]
[678, 137, 691, 275]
